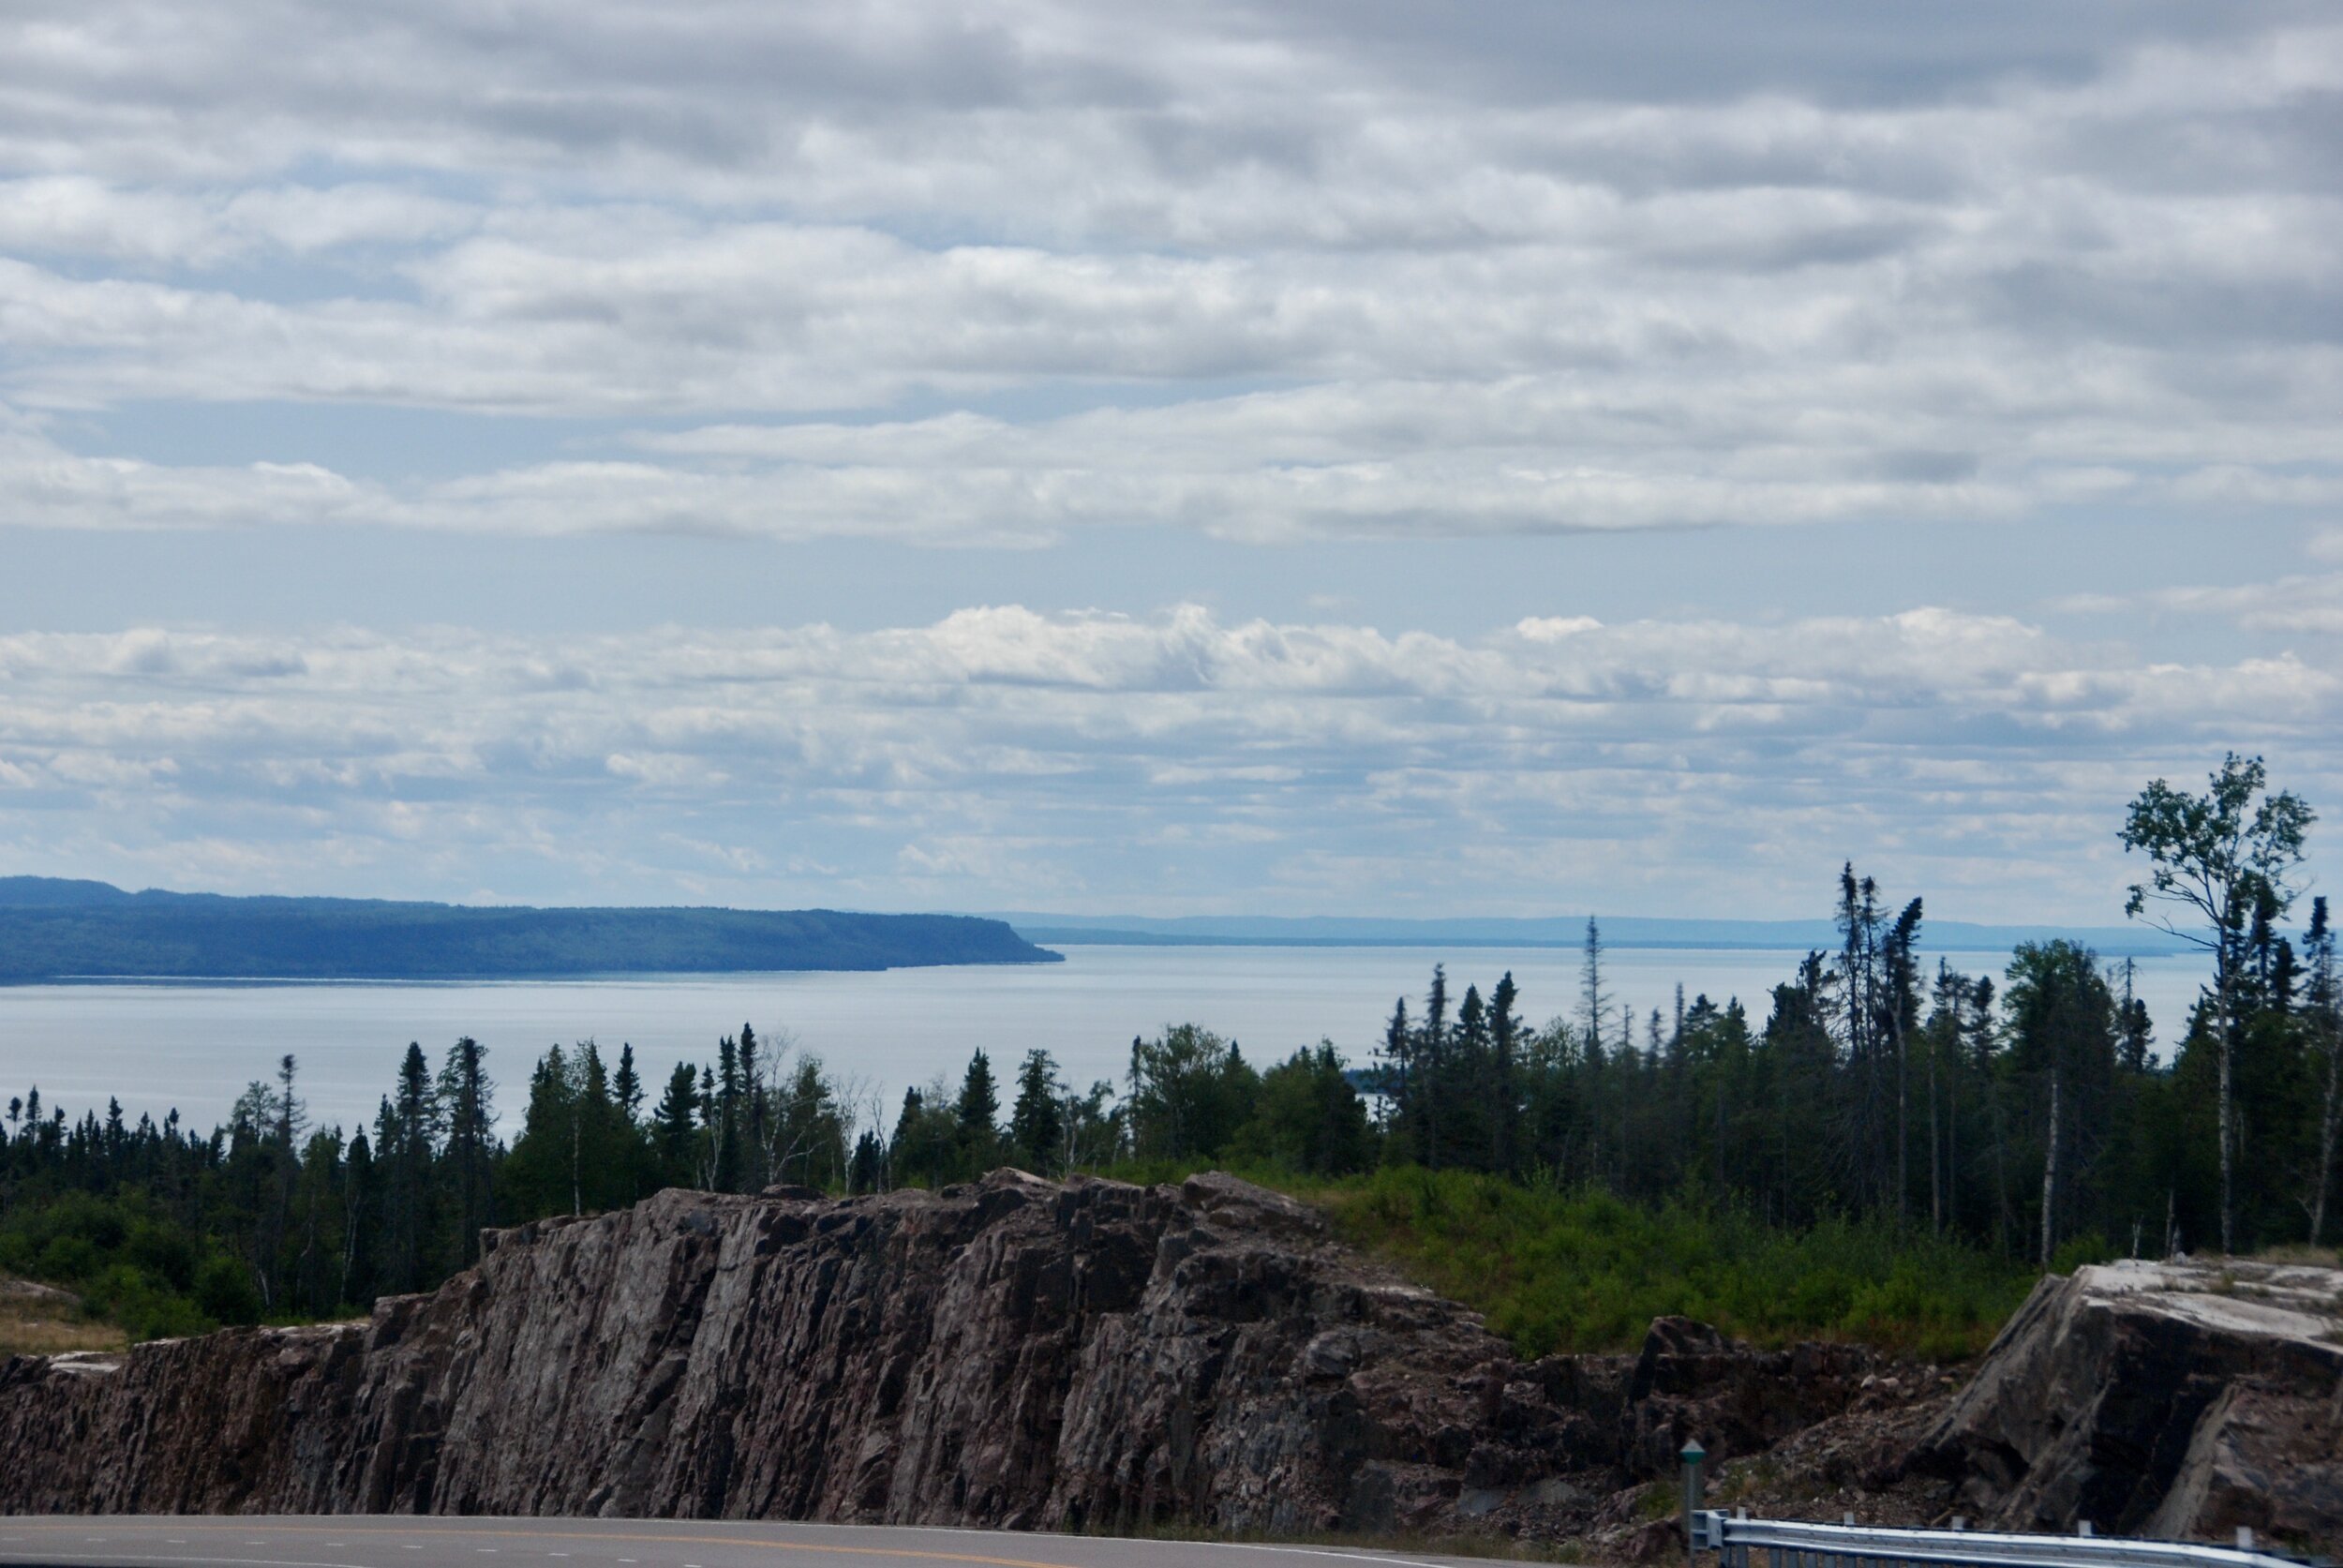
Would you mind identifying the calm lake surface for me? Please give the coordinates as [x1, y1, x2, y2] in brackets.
[0, 945, 2208, 1141]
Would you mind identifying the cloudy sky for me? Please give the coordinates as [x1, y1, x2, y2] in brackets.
[1, 0, 2338, 923]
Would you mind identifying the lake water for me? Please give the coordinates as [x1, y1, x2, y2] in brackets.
[0, 945, 2209, 1142]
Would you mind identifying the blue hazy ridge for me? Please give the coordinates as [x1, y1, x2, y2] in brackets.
[995, 911, 2198, 955]
[0, 877, 1060, 981]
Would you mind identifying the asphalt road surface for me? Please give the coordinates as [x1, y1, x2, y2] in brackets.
[0, 1519, 1504, 1568]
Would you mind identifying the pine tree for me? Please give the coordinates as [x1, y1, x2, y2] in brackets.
[1489, 972, 1521, 1174]
[713, 1036, 742, 1193]
[383, 1041, 440, 1292]
[436, 1037, 494, 1263]
[1581, 918, 1611, 1056]
[738, 1023, 767, 1189]
[956, 1049, 999, 1151]
[654, 1060, 701, 1187]
[1007, 1049, 1066, 1174]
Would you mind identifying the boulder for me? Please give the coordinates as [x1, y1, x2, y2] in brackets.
[1910, 1257, 2343, 1551]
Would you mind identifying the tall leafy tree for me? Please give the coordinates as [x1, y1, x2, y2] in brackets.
[1231, 1042, 1371, 1174]
[2122, 753, 2315, 1252]
[1127, 1025, 1259, 1162]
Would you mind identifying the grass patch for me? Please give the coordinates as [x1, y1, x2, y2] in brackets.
[2255, 1244, 2343, 1267]
[1076, 1160, 2036, 1359]
[0, 1277, 128, 1357]
[1291, 1167, 2037, 1360]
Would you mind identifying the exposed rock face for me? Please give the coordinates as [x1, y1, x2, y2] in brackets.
[1618, 1316, 1880, 1482]
[1, 1172, 1835, 1531]
[1910, 1259, 2343, 1549]
[32, 1173, 2329, 1551]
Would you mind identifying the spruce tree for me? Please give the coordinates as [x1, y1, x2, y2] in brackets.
[654, 1061, 701, 1189]
[436, 1037, 494, 1263]
[1007, 1049, 1065, 1174]
[957, 1049, 999, 1143]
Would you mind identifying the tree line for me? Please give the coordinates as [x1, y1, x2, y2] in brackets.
[3, 754, 2336, 1338]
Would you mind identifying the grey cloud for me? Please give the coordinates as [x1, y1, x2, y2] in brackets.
[0, 5, 2336, 552]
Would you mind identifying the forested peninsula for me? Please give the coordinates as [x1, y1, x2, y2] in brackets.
[0, 878, 1058, 981]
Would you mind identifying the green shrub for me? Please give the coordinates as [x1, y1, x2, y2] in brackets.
[2051, 1232, 2114, 1274]
[36, 1233, 101, 1283]
[193, 1254, 262, 1327]
[0, 1189, 242, 1340]
[1306, 1166, 2036, 1358]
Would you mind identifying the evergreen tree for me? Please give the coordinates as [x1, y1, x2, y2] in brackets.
[955, 1048, 1000, 1167]
[436, 1037, 494, 1264]
[2304, 898, 2342, 1242]
[503, 1045, 578, 1218]
[1007, 1049, 1066, 1174]
[654, 1060, 702, 1188]
[380, 1042, 440, 1292]
[1488, 971, 1522, 1175]
[770, 1055, 846, 1189]
[713, 1036, 742, 1194]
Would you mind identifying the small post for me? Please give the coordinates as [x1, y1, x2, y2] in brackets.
[1951, 1519, 1966, 1532]
[1680, 1439, 1707, 1567]
[2237, 1528, 2256, 1553]
[2080, 1522, 2094, 1538]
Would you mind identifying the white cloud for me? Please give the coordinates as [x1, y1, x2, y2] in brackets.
[1, 2, 2337, 918]
[0, 5, 2334, 540]
[0, 604, 2334, 918]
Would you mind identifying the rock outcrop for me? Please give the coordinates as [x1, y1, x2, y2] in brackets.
[0, 1172, 1853, 1531]
[1909, 1258, 2343, 1549]
[14, 1172, 2331, 1553]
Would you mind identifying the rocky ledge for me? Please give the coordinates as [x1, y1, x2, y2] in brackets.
[1, 1173, 2336, 1557]
[0, 1172, 1890, 1531]
[1909, 1258, 2343, 1548]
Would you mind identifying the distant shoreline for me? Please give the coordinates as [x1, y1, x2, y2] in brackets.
[0, 876, 1060, 983]
[1000, 913, 2202, 957]
[1013, 930, 2197, 954]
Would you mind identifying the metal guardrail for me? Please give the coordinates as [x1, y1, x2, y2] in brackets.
[1691, 1512, 2315, 1568]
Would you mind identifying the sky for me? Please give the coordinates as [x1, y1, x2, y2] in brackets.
[0, 1, 2338, 924]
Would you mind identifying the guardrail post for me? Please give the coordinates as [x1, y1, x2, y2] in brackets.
[1681, 1441, 1707, 1567]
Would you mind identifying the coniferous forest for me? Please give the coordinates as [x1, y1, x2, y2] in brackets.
[4, 756, 2337, 1358]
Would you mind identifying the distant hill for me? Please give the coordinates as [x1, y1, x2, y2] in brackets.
[0, 878, 1060, 982]
[996, 911, 2200, 956]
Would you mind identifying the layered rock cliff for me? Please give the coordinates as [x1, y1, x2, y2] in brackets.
[0, 1172, 1738, 1530]
[7, 1172, 2337, 1555]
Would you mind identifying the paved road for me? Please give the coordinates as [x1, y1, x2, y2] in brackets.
[0, 1519, 1501, 1568]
